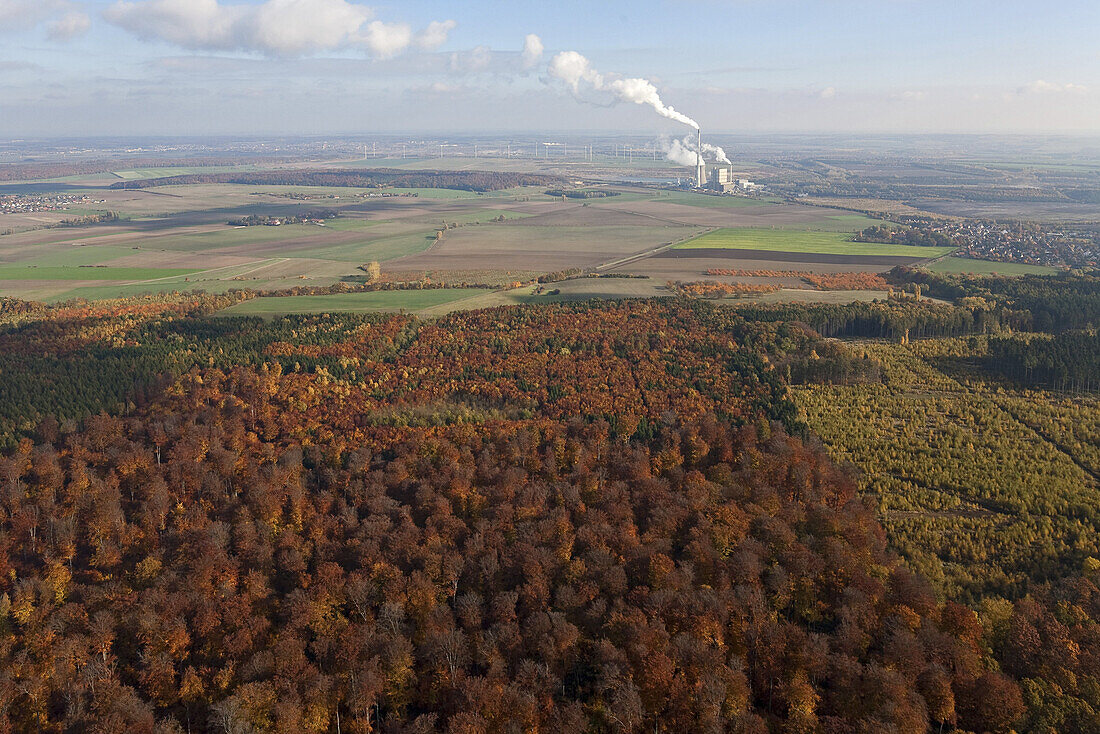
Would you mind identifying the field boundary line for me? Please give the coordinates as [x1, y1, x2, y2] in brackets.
[595, 227, 716, 272]
[122, 258, 281, 285]
[228, 258, 291, 279]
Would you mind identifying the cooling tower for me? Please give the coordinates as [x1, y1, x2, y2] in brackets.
[695, 128, 706, 188]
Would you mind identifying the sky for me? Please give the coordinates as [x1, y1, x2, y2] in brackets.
[0, 0, 1098, 137]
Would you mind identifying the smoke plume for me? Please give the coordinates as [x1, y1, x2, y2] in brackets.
[663, 137, 701, 166]
[702, 142, 731, 165]
[662, 135, 732, 167]
[547, 50, 699, 130]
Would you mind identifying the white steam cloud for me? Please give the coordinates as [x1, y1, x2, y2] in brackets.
[547, 50, 699, 130]
[703, 142, 730, 165]
[662, 136, 731, 167]
[664, 137, 701, 166]
[103, 0, 454, 58]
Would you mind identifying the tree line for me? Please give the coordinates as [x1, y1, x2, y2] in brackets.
[109, 170, 564, 193]
[988, 330, 1100, 392]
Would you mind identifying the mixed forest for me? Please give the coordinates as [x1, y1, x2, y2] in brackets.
[0, 270, 1097, 732]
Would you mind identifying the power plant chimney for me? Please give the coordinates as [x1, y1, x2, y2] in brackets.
[695, 128, 706, 188]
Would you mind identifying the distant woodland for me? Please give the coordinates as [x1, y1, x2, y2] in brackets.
[0, 272, 1096, 732]
[0, 157, 314, 182]
[109, 170, 565, 193]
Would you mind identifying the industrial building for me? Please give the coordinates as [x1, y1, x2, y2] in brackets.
[707, 166, 756, 194]
[709, 166, 734, 192]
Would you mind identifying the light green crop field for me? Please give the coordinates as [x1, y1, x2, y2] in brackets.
[217, 288, 488, 316]
[643, 192, 776, 209]
[112, 166, 259, 180]
[312, 218, 380, 232]
[1, 245, 141, 267]
[925, 256, 1058, 276]
[676, 228, 955, 258]
[815, 214, 885, 231]
[0, 266, 199, 281]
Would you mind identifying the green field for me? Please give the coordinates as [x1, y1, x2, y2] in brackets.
[676, 228, 955, 258]
[216, 288, 488, 316]
[1, 245, 141, 267]
[816, 214, 886, 231]
[640, 191, 775, 209]
[925, 256, 1058, 276]
[314, 218, 380, 232]
[112, 166, 258, 180]
[0, 266, 199, 281]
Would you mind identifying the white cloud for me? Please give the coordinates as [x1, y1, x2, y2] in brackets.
[0, 0, 52, 26]
[521, 33, 543, 70]
[819, 86, 837, 99]
[46, 11, 91, 40]
[0, 0, 86, 39]
[255, 0, 373, 55]
[1019, 79, 1087, 95]
[416, 19, 455, 50]
[450, 45, 493, 74]
[357, 20, 411, 59]
[103, 0, 447, 58]
[46, 10, 91, 40]
[104, 0, 245, 49]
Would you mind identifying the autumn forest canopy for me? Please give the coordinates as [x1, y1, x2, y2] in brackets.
[0, 272, 1098, 733]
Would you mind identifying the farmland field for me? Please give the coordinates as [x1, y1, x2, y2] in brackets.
[627, 191, 776, 209]
[0, 164, 1031, 307]
[675, 228, 955, 258]
[925, 256, 1058, 276]
[0, 265, 198, 280]
[111, 166, 260, 180]
[385, 223, 704, 274]
[216, 288, 488, 316]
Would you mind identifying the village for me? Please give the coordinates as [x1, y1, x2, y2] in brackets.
[0, 192, 100, 215]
